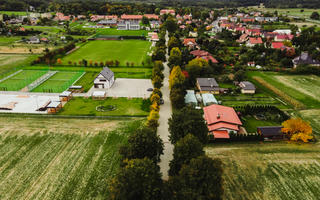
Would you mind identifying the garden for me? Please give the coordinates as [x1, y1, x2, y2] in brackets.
[58, 97, 150, 116]
[61, 40, 152, 66]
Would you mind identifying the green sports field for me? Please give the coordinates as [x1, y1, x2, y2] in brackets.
[32, 71, 84, 93]
[0, 70, 47, 91]
[61, 40, 151, 66]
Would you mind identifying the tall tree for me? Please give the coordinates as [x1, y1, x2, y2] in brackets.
[169, 106, 208, 144]
[169, 134, 204, 176]
[109, 158, 163, 200]
[168, 47, 182, 68]
[169, 66, 185, 89]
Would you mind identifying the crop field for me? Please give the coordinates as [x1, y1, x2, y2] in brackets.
[0, 54, 38, 77]
[61, 40, 151, 66]
[0, 36, 22, 46]
[59, 97, 150, 116]
[298, 109, 320, 135]
[248, 72, 320, 109]
[32, 71, 84, 93]
[0, 115, 143, 199]
[0, 70, 48, 91]
[205, 142, 320, 200]
[246, 7, 320, 19]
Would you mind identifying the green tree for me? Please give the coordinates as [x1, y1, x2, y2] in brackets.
[168, 156, 224, 200]
[234, 69, 246, 82]
[119, 127, 163, 163]
[109, 158, 163, 200]
[169, 134, 204, 176]
[169, 47, 182, 68]
[165, 16, 178, 33]
[169, 106, 208, 144]
[170, 86, 186, 109]
[310, 12, 320, 20]
[168, 36, 180, 52]
[152, 75, 163, 89]
[185, 58, 209, 85]
[141, 16, 150, 26]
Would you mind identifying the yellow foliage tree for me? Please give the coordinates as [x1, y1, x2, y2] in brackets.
[282, 118, 313, 143]
[169, 66, 185, 89]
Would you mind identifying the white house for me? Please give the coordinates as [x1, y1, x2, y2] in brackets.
[94, 67, 115, 89]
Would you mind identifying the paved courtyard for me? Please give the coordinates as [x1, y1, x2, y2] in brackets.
[88, 78, 153, 98]
[0, 94, 59, 114]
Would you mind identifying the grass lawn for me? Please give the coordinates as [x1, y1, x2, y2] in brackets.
[94, 28, 148, 36]
[0, 11, 27, 16]
[59, 97, 149, 116]
[25, 65, 152, 79]
[0, 36, 22, 46]
[242, 116, 281, 133]
[32, 71, 84, 93]
[247, 71, 320, 109]
[217, 93, 288, 109]
[22, 25, 62, 34]
[73, 72, 99, 92]
[0, 115, 143, 199]
[205, 142, 320, 200]
[61, 40, 151, 66]
[0, 70, 47, 91]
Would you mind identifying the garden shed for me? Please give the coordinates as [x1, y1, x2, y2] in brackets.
[185, 90, 198, 106]
[92, 91, 106, 100]
[202, 93, 218, 106]
[59, 91, 72, 102]
[47, 101, 62, 114]
[257, 126, 284, 140]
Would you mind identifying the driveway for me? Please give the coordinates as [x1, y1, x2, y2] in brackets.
[88, 78, 153, 98]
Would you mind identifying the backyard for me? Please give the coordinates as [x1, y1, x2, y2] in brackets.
[205, 142, 320, 200]
[58, 97, 150, 116]
[61, 40, 152, 66]
[0, 115, 143, 199]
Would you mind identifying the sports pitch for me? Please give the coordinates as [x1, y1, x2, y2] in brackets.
[0, 70, 47, 91]
[32, 71, 84, 93]
[61, 40, 151, 66]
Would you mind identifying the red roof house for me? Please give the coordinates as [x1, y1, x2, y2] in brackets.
[272, 42, 285, 49]
[203, 104, 242, 139]
[190, 50, 218, 64]
[120, 14, 143, 20]
[144, 14, 159, 20]
[160, 9, 175, 15]
[246, 37, 263, 47]
[183, 38, 197, 49]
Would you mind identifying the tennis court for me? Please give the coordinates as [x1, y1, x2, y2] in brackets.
[32, 71, 84, 93]
[0, 70, 48, 91]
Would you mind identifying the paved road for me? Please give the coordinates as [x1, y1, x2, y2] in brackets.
[157, 32, 173, 180]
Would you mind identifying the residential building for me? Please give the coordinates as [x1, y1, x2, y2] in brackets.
[183, 38, 197, 49]
[239, 81, 256, 94]
[292, 52, 320, 68]
[257, 126, 284, 140]
[196, 78, 220, 94]
[94, 67, 115, 89]
[246, 37, 263, 47]
[190, 50, 218, 64]
[160, 9, 175, 16]
[203, 104, 242, 139]
[117, 15, 142, 30]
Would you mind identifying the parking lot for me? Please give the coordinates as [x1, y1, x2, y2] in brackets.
[89, 78, 153, 98]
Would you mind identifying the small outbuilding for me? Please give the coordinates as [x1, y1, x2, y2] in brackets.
[257, 126, 284, 140]
[202, 93, 218, 106]
[239, 81, 256, 94]
[69, 85, 83, 93]
[47, 101, 62, 114]
[196, 78, 220, 94]
[184, 90, 198, 106]
[92, 91, 106, 100]
[59, 91, 72, 102]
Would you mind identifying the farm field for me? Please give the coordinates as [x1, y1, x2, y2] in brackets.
[298, 109, 320, 135]
[32, 71, 84, 93]
[0, 36, 22, 46]
[0, 70, 47, 91]
[248, 71, 320, 109]
[246, 7, 320, 19]
[61, 40, 151, 66]
[59, 97, 150, 116]
[0, 11, 27, 16]
[0, 115, 143, 199]
[205, 142, 320, 200]
[0, 54, 38, 77]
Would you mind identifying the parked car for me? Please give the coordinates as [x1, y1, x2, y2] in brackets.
[160, 98, 164, 105]
[147, 88, 153, 92]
